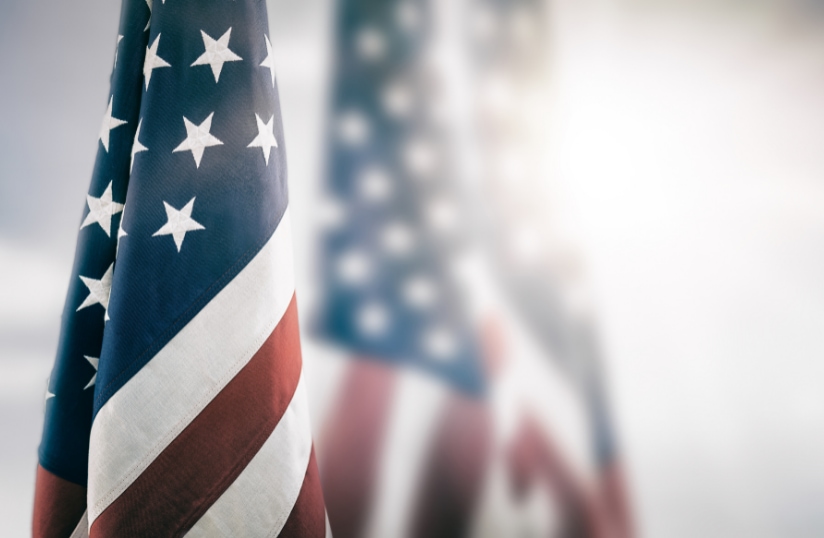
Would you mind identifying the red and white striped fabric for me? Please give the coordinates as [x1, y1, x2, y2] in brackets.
[39, 213, 331, 537]
[313, 310, 632, 538]
[83, 214, 329, 537]
[318, 358, 491, 538]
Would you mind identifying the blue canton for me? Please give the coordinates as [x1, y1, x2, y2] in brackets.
[314, 0, 486, 395]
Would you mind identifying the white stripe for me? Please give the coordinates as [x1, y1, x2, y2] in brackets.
[499, 309, 595, 485]
[363, 369, 448, 538]
[88, 210, 296, 523]
[69, 510, 89, 538]
[325, 512, 333, 538]
[185, 372, 313, 537]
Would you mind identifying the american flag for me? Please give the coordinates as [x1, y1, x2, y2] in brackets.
[33, 0, 328, 536]
[311, 0, 492, 536]
[313, 0, 633, 536]
[312, 0, 486, 396]
[464, 0, 635, 534]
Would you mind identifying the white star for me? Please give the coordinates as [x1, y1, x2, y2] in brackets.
[81, 181, 124, 237]
[114, 35, 123, 68]
[355, 27, 387, 61]
[337, 250, 371, 286]
[45, 377, 55, 402]
[143, 34, 171, 90]
[117, 205, 128, 258]
[99, 96, 127, 152]
[357, 302, 390, 337]
[131, 119, 148, 173]
[358, 167, 392, 202]
[247, 114, 278, 165]
[83, 356, 99, 390]
[191, 28, 242, 83]
[172, 113, 223, 168]
[396, 2, 421, 32]
[423, 327, 459, 361]
[260, 34, 276, 87]
[381, 81, 414, 118]
[402, 276, 437, 309]
[403, 138, 438, 177]
[426, 197, 458, 234]
[77, 263, 114, 314]
[145, 0, 152, 31]
[380, 221, 415, 256]
[153, 198, 205, 252]
[337, 110, 370, 146]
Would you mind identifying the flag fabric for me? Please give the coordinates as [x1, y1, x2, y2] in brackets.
[313, 0, 633, 536]
[463, 0, 635, 534]
[312, 0, 494, 535]
[318, 358, 493, 538]
[313, 0, 486, 396]
[34, 1, 327, 536]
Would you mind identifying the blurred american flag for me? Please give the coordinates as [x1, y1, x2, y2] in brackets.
[312, 0, 633, 537]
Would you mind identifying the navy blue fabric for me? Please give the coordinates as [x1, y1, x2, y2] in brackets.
[314, 0, 486, 395]
[39, 0, 286, 486]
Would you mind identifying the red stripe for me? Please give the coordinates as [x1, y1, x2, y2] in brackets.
[507, 415, 603, 538]
[600, 462, 634, 538]
[33, 464, 87, 538]
[91, 295, 302, 538]
[279, 447, 327, 537]
[410, 392, 492, 538]
[319, 359, 396, 538]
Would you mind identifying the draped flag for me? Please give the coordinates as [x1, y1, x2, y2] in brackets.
[34, 1, 328, 536]
[312, 0, 494, 536]
[463, 0, 635, 534]
[314, 0, 633, 536]
[314, 0, 485, 395]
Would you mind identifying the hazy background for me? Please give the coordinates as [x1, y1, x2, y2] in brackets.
[2, 0, 824, 536]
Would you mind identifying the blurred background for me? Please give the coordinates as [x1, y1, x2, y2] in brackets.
[3, 0, 824, 536]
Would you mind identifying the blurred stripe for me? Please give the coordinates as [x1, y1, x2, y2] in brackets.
[320, 360, 397, 538]
[409, 392, 493, 538]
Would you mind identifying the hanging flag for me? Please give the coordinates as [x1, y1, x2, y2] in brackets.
[463, 0, 634, 535]
[312, 0, 494, 536]
[33, 0, 328, 536]
[313, 0, 486, 395]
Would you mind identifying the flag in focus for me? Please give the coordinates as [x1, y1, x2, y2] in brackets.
[34, 0, 328, 536]
[311, 0, 633, 536]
